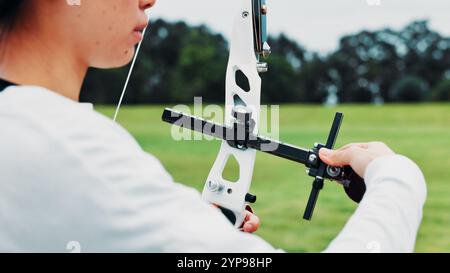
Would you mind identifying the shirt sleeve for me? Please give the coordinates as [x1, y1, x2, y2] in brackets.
[324, 155, 427, 253]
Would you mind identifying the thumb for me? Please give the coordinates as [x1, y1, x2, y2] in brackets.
[319, 147, 357, 167]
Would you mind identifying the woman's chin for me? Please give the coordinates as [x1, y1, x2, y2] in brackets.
[93, 48, 136, 69]
[118, 48, 136, 66]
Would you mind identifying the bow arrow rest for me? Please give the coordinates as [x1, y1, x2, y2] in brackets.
[161, 0, 366, 226]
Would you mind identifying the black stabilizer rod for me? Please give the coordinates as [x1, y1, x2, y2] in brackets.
[162, 108, 311, 165]
[303, 113, 343, 220]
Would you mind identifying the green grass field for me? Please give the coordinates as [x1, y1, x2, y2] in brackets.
[98, 104, 450, 252]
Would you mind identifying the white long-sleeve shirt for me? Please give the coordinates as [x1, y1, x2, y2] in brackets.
[0, 85, 426, 252]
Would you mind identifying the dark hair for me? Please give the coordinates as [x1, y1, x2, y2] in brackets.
[0, 0, 25, 34]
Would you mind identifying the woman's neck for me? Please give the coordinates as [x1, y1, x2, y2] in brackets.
[0, 17, 87, 101]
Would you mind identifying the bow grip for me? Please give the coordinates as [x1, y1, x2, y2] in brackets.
[341, 165, 366, 203]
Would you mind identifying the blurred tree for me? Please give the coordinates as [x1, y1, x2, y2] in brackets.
[431, 79, 450, 101]
[297, 55, 330, 103]
[401, 21, 450, 89]
[167, 25, 228, 103]
[388, 75, 429, 102]
[330, 29, 402, 103]
[261, 35, 306, 103]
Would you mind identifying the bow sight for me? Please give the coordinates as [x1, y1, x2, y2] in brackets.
[162, 0, 366, 226]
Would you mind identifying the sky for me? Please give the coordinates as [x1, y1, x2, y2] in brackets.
[149, 0, 450, 53]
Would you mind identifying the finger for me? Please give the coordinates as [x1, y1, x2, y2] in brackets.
[242, 211, 260, 233]
[319, 143, 368, 165]
[319, 146, 363, 167]
[338, 143, 370, 151]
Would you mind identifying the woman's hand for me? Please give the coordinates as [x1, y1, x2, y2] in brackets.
[240, 205, 260, 233]
[319, 142, 395, 177]
[216, 142, 394, 233]
[213, 204, 260, 233]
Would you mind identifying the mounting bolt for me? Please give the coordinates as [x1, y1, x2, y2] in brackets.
[208, 180, 223, 192]
[242, 11, 249, 18]
[236, 143, 245, 150]
[309, 154, 318, 164]
[257, 62, 268, 73]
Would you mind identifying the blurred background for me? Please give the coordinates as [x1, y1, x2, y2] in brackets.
[83, 0, 450, 252]
[81, 0, 450, 104]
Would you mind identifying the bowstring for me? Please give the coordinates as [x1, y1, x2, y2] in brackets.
[113, 27, 148, 122]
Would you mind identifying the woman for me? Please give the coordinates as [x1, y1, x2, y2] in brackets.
[0, 0, 426, 252]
